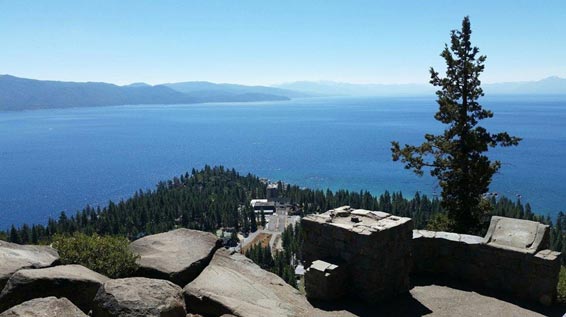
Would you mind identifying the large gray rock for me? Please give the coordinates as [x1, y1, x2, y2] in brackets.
[0, 241, 59, 290]
[183, 249, 318, 317]
[0, 297, 87, 317]
[129, 229, 222, 286]
[92, 277, 186, 317]
[484, 216, 550, 254]
[0, 264, 109, 313]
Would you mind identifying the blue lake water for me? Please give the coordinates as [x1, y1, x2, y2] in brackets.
[1, 96, 565, 229]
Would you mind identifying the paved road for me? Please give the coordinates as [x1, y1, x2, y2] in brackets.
[242, 206, 300, 252]
[266, 209, 289, 232]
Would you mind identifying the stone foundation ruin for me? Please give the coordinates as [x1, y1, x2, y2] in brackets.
[413, 216, 561, 305]
[302, 206, 413, 303]
[303, 208, 562, 306]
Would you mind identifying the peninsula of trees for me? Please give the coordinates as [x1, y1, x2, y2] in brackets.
[3, 166, 565, 266]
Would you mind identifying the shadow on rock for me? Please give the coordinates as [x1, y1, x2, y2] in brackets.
[411, 274, 565, 317]
[308, 293, 433, 317]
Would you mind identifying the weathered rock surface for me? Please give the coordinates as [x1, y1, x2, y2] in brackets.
[130, 229, 222, 286]
[0, 297, 87, 317]
[409, 283, 553, 317]
[0, 264, 109, 313]
[308, 282, 557, 317]
[186, 314, 237, 317]
[184, 248, 318, 317]
[0, 241, 59, 290]
[92, 277, 186, 317]
[484, 216, 550, 254]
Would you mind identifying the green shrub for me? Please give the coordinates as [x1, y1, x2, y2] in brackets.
[52, 232, 138, 278]
[425, 213, 456, 232]
[558, 266, 566, 304]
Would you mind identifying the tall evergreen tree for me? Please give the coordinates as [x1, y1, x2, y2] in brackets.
[391, 17, 521, 233]
[260, 209, 266, 228]
[249, 207, 258, 233]
[9, 225, 20, 244]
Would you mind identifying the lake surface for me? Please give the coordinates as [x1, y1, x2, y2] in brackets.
[1, 96, 565, 229]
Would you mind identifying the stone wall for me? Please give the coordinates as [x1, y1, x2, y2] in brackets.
[412, 228, 561, 305]
[304, 260, 348, 301]
[302, 206, 413, 304]
[303, 211, 561, 306]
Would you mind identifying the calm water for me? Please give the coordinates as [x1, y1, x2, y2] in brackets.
[1, 96, 565, 229]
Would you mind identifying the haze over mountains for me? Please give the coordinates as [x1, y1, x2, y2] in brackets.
[276, 76, 566, 96]
[163, 81, 310, 99]
[0, 74, 565, 111]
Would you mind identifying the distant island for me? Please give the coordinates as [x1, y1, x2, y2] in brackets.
[0, 75, 310, 111]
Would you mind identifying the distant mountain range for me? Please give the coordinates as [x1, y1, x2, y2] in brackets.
[275, 76, 566, 96]
[0, 75, 306, 111]
[483, 76, 566, 95]
[1, 74, 564, 111]
[163, 81, 311, 99]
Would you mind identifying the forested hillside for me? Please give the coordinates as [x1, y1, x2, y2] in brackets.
[3, 166, 565, 264]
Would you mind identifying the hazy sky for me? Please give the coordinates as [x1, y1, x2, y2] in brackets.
[1, 0, 565, 85]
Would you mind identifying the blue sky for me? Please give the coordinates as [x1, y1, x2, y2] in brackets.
[0, 0, 565, 85]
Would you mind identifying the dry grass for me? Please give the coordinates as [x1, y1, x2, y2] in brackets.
[241, 232, 272, 253]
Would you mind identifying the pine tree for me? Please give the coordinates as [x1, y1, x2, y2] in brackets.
[260, 209, 266, 228]
[258, 246, 264, 264]
[20, 224, 30, 244]
[31, 225, 39, 244]
[391, 17, 521, 234]
[9, 225, 21, 244]
[250, 207, 258, 233]
[263, 245, 273, 267]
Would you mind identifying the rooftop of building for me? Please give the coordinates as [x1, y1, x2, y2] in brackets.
[252, 201, 276, 208]
[250, 199, 268, 204]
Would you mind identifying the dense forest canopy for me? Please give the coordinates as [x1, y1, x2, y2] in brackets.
[2, 165, 565, 264]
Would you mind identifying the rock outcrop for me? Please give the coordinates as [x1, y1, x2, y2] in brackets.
[0, 220, 560, 316]
[92, 277, 186, 317]
[0, 241, 59, 290]
[0, 297, 87, 317]
[0, 264, 109, 313]
[129, 229, 222, 287]
[183, 248, 317, 317]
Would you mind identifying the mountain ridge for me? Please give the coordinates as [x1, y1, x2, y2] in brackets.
[1, 74, 564, 111]
[164, 81, 312, 99]
[0, 75, 299, 111]
[274, 76, 566, 96]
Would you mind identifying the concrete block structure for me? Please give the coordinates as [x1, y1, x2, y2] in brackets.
[302, 206, 413, 304]
[413, 216, 561, 305]
[304, 260, 347, 301]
